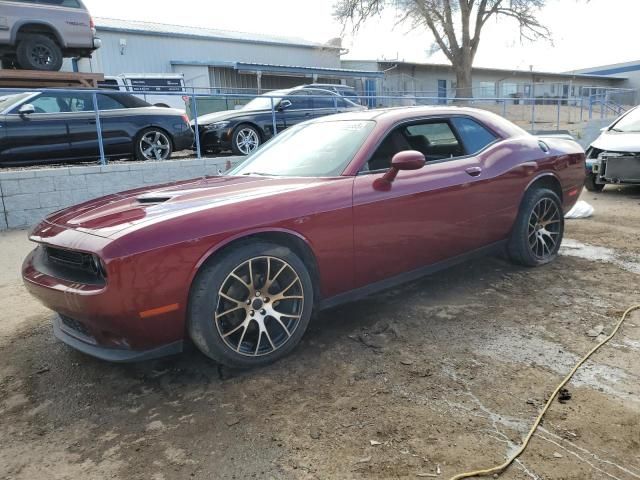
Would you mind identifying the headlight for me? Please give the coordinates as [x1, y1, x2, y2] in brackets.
[204, 121, 230, 130]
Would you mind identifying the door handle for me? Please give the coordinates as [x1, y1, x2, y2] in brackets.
[88, 119, 96, 124]
[465, 166, 482, 177]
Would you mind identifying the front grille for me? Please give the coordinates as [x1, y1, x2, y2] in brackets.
[37, 246, 106, 286]
[45, 246, 99, 275]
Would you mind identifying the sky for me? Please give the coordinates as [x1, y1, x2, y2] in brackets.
[83, 0, 638, 73]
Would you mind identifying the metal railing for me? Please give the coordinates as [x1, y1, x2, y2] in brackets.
[1, 86, 635, 167]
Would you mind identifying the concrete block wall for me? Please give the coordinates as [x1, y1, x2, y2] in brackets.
[0, 157, 242, 231]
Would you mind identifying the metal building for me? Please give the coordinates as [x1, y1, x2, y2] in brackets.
[342, 59, 629, 101]
[68, 18, 382, 93]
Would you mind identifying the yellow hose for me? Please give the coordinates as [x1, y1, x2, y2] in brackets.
[449, 304, 640, 480]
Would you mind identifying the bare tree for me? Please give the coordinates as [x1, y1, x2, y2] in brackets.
[335, 0, 551, 98]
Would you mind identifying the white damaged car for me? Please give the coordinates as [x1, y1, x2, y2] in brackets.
[585, 106, 640, 191]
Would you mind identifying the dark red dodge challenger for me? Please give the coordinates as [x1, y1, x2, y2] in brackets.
[23, 107, 585, 368]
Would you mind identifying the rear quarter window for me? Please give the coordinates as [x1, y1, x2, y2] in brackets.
[450, 117, 498, 154]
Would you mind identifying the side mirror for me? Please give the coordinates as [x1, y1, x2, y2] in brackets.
[384, 150, 425, 180]
[375, 150, 425, 190]
[18, 104, 36, 116]
[278, 99, 292, 111]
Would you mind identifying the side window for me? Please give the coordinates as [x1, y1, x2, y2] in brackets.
[97, 94, 126, 110]
[68, 93, 94, 112]
[404, 121, 464, 160]
[286, 92, 312, 110]
[450, 117, 498, 154]
[363, 129, 412, 172]
[309, 90, 337, 109]
[30, 94, 66, 113]
[99, 79, 121, 91]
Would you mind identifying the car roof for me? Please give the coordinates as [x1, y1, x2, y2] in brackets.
[305, 84, 355, 89]
[307, 105, 527, 138]
[261, 86, 341, 97]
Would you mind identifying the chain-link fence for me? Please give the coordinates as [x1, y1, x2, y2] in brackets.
[1, 86, 636, 166]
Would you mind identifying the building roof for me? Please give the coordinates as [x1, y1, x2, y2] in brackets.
[569, 60, 640, 77]
[95, 17, 341, 51]
[170, 61, 384, 78]
[342, 59, 628, 82]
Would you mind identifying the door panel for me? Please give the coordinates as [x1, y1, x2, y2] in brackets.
[352, 156, 493, 288]
[2, 113, 70, 164]
[67, 113, 138, 160]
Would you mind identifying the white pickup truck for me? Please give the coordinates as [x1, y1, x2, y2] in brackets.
[99, 73, 189, 112]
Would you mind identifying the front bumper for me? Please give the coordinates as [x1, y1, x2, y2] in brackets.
[23, 244, 187, 362]
[195, 125, 233, 150]
[54, 315, 183, 363]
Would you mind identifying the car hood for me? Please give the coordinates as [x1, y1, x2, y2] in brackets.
[591, 131, 640, 153]
[44, 175, 327, 238]
[194, 108, 268, 125]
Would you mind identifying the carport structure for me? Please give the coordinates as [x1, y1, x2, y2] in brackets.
[170, 60, 384, 94]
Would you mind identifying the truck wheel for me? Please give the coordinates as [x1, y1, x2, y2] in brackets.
[16, 34, 63, 71]
[584, 174, 605, 192]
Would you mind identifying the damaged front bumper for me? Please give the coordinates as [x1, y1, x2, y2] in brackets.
[588, 150, 640, 186]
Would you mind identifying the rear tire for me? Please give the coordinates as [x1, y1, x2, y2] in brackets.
[584, 173, 605, 192]
[508, 188, 564, 267]
[188, 242, 314, 368]
[16, 34, 63, 71]
[135, 128, 173, 161]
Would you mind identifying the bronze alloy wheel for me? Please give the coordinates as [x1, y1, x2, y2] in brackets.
[215, 256, 304, 357]
[528, 197, 562, 260]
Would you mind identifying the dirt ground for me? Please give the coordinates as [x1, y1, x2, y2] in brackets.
[1, 186, 639, 480]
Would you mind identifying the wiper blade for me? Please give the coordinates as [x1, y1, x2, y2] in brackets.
[241, 172, 274, 176]
[610, 128, 623, 132]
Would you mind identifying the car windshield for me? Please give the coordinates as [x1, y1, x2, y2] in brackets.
[611, 107, 640, 132]
[0, 93, 32, 112]
[229, 120, 375, 177]
[241, 90, 288, 111]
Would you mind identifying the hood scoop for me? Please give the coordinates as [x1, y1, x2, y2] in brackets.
[136, 193, 174, 204]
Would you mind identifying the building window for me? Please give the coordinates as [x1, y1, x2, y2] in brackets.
[502, 83, 518, 96]
[479, 81, 496, 98]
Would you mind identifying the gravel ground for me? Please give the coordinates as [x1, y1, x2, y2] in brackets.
[0, 186, 639, 480]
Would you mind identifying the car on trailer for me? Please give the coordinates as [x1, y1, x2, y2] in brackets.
[585, 106, 640, 191]
[22, 106, 585, 367]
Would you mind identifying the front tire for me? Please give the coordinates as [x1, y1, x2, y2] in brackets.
[508, 188, 564, 267]
[188, 242, 314, 368]
[135, 128, 173, 161]
[231, 124, 261, 156]
[584, 173, 605, 192]
[16, 34, 63, 71]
